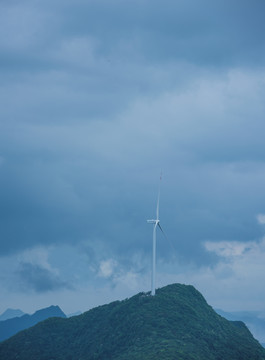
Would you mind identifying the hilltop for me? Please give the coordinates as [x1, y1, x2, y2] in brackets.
[0, 284, 265, 359]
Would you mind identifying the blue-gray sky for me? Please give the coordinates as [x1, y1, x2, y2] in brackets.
[1, 0, 265, 320]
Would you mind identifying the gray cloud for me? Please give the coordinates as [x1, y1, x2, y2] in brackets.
[17, 262, 71, 293]
[2, 1, 265, 71]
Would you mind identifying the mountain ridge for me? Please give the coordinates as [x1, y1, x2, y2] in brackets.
[215, 308, 265, 347]
[0, 305, 66, 342]
[0, 284, 265, 359]
[0, 309, 25, 322]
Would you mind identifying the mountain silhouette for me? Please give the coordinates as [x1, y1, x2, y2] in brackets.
[0, 305, 66, 342]
[0, 309, 25, 321]
[216, 308, 265, 347]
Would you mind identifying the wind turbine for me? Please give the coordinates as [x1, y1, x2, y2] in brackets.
[147, 174, 165, 296]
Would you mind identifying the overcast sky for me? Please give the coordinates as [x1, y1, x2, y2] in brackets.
[1, 0, 265, 318]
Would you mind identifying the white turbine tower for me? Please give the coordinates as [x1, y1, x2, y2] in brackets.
[147, 175, 164, 296]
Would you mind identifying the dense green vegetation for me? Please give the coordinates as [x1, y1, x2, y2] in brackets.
[0, 283, 265, 359]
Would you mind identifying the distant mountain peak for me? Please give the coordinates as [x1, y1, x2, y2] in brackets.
[0, 309, 25, 322]
[0, 305, 66, 342]
[33, 305, 65, 317]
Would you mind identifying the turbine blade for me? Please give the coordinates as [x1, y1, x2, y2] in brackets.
[156, 191, 160, 220]
[158, 223, 177, 254]
[156, 172, 162, 220]
[158, 222, 166, 237]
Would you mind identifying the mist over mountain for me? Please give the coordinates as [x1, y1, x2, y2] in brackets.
[67, 311, 82, 318]
[0, 309, 25, 322]
[0, 305, 66, 342]
[0, 284, 264, 360]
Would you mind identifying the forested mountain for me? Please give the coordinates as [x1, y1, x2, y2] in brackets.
[216, 308, 265, 347]
[0, 305, 66, 342]
[0, 284, 265, 360]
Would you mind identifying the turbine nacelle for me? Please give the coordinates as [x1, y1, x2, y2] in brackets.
[147, 219, 159, 224]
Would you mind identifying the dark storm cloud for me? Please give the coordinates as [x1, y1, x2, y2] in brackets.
[1, 0, 265, 128]
[2, 0, 265, 72]
[17, 262, 71, 293]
